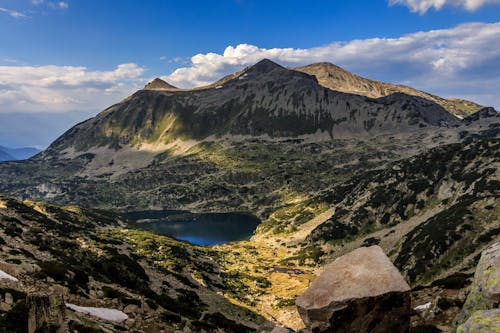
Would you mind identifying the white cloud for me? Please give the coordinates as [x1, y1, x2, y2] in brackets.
[32, 0, 69, 10]
[389, 0, 500, 14]
[58, 2, 69, 9]
[0, 63, 145, 113]
[0, 7, 26, 18]
[164, 22, 500, 109]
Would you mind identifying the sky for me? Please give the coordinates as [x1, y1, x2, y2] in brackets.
[0, 0, 499, 147]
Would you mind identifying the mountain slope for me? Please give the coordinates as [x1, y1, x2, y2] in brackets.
[0, 195, 269, 332]
[295, 62, 483, 118]
[261, 137, 500, 285]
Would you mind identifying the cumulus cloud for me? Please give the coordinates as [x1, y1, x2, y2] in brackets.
[164, 22, 500, 109]
[0, 63, 145, 113]
[0, 7, 26, 18]
[389, 0, 500, 14]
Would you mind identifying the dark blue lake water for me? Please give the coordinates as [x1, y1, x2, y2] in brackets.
[126, 211, 261, 246]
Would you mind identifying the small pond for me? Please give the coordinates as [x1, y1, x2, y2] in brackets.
[126, 210, 261, 246]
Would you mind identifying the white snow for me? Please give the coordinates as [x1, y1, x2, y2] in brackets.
[66, 303, 128, 322]
[239, 73, 248, 80]
[0, 270, 18, 282]
[414, 302, 432, 311]
[215, 85, 223, 89]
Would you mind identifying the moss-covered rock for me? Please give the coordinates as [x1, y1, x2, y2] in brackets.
[456, 309, 500, 333]
[454, 242, 500, 330]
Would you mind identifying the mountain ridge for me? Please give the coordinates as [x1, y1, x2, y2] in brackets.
[0, 146, 41, 162]
[294, 62, 484, 118]
[41, 59, 463, 155]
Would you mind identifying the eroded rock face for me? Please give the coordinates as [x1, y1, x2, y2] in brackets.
[296, 246, 411, 333]
[454, 241, 500, 330]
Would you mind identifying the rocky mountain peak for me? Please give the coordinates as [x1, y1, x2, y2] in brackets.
[246, 58, 285, 74]
[144, 78, 179, 91]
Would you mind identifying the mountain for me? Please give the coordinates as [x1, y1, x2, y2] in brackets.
[43, 59, 459, 154]
[0, 59, 496, 213]
[0, 150, 14, 162]
[0, 146, 41, 161]
[294, 62, 483, 119]
[0, 59, 498, 332]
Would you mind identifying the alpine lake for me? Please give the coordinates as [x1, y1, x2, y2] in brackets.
[126, 210, 261, 246]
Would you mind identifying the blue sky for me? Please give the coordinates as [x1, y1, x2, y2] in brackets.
[1, 0, 500, 147]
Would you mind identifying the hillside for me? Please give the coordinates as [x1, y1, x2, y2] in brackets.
[0, 195, 271, 332]
[0, 137, 498, 331]
[295, 62, 483, 118]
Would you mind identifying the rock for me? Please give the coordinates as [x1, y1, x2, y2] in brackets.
[456, 309, 500, 333]
[270, 326, 293, 333]
[296, 245, 411, 333]
[454, 242, 500, 330]
[124, 303, 139, 314]
[125, 318, 136, 328]
[27, 293, 67, 333]
[4, 292, 13, 305]
[0, 302, 11, 312]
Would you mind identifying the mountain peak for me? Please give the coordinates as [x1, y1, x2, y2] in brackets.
[144, 78, 179, 91]
[247, 58, 284, 74]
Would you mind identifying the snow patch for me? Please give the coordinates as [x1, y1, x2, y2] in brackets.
[0, 270, 18, 282]
[414, 302, 432, 311]
[215, 85, 223, 89]
[66, 303, 128, 322]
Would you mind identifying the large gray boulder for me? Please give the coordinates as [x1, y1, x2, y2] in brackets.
[454, 241, 500, 331]
[296, 246, 411, 333]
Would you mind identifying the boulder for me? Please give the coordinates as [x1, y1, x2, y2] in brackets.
[123, 303, 139, 314]
[454, 242, 500, 330]
[27, 293, 67, 333]
[456, 309, 500, 333]
[4, 292, 13, 305]
[296, 245, 411, 333]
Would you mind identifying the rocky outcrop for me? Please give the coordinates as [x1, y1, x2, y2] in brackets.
[27, 293, 67, 333]
[296, 246, 411, 333]
[454, 242, 500, 331]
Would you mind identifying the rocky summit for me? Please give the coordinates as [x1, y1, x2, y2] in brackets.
[0, 59, 498, 332]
